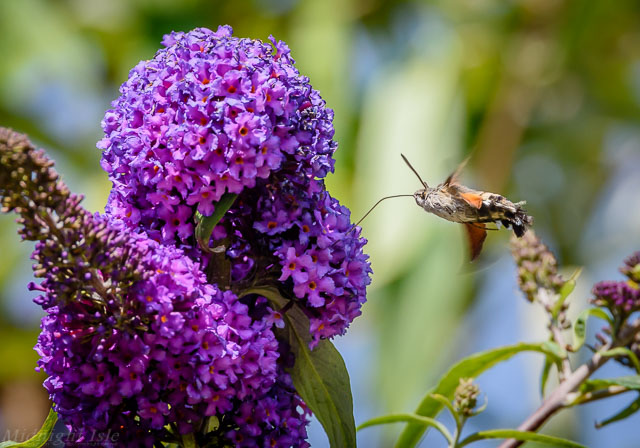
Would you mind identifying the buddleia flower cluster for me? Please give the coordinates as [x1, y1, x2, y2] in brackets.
[592, 252, 640, 316]
[1, 128, 310, 446]
[510, 231, 565, 304]
[99, 25, 371, 345]
[1, 25, 370, 448]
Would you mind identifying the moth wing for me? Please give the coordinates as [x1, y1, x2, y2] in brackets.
[459, 192, 483, 209]
[444, 155, 471, 186]
[463, 222, 487, 261]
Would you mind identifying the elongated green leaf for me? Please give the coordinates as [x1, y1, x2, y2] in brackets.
[580, 376, 640, 392]
[0, 408, 57, 448]
[596, 393, 640, 428]
[458, 429, 586, 448]
[600, 347, 640, 373]
[246, 287, 356, 448]
[195, 193, 237, 253]
[572, 308, 612, 351]
[395, 342, 562, 448]
[357, 413, 452, 445]
[552, 267, 582, 318]
[540, 356, 554, 397]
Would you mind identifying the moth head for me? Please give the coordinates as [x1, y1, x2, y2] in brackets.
[413, 189, 429, 208]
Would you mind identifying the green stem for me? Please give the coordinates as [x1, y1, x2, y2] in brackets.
[451, 416, 467, 448]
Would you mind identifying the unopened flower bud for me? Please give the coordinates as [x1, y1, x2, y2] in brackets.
[454, 378, 481, 417]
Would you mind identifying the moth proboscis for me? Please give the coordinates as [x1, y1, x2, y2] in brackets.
[354, 154, 533, 260]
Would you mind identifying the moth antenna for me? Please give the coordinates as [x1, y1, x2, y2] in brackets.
[352, 194, 414, 230]
[401, 154, 429, 189]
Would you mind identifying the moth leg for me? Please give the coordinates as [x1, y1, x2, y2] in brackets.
[468, 222, 499, 231]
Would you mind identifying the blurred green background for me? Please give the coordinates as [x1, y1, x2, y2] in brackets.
[0, 0, 639, 446]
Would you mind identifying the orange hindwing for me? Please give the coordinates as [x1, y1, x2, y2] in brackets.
[459, 192, 483, 209]
[463, 223, 487, 260]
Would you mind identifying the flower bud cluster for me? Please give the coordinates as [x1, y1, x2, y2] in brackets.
[453, 378, 481, 417]
[510, 232, 565, 303]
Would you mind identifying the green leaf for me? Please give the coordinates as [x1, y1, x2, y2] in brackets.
[571, 307, 612, 351]
[541, 340, 567, 359]
[540, 356, 554, 397]
[357, 413, 452, 445]
[194, 193, 237, 253]
[600, 347, 640, 373]
[595, 393, 640, 428]
[0, 408, 57, 447]
[428, 393, 459, 424]
[457, 429, 587, 448]
[245, 287, 356, 448]
[395, 342, 562, 448]
[552, 267, 582, 318]
[580, 376, 640, 392]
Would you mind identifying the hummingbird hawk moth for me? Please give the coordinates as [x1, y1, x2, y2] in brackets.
[356, 154, 533, 260]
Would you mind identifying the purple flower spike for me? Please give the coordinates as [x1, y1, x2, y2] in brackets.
[100, 26, 372, 349]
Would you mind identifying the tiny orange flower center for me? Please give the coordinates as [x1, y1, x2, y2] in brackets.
[227, 85, 237, 94]
[267, 221, 277, 229]
[309, 281, 317, 290]
[239, 127, 248, 136]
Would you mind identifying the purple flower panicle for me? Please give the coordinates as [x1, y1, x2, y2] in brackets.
[592, 251, 640, 315]
[99, 26, 371, 346]
[1, 128, 309, 446]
